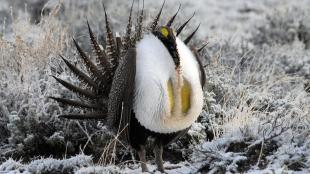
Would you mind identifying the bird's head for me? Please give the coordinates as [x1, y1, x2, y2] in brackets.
[153, 26, 180, 68]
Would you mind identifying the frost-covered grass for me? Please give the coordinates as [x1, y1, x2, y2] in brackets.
[0, 0, 310, 173]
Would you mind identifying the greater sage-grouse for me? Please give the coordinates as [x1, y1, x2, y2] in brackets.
[50, 1, 206, 172]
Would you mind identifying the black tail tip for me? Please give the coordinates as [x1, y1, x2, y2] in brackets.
[58, 115, 67, 119]
[47, 96, 56, 100]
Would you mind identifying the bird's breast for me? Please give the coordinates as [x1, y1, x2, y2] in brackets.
[133, 34, 203, 133]
[167, 77, 191, 115]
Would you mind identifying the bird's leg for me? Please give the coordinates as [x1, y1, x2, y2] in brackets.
[137, 145, 148, 172]
[154, 143, 165, 173]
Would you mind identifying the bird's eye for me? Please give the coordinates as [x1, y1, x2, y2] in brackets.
[160, 27, 169, 38]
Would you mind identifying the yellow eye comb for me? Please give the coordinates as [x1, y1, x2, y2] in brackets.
[160, 27, 169, 38]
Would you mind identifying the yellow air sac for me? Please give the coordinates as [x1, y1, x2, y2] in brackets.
[181, 79, 191, 113]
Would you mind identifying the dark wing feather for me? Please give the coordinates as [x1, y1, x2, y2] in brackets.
[108, 48, 136, 143]
[196, 56, 206, 89]
[192, 48, 206, 89]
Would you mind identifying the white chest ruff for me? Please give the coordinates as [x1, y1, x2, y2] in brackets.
[133, 34, 203, 133]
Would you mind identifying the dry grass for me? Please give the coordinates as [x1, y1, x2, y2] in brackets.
[1, 3, 68, 88]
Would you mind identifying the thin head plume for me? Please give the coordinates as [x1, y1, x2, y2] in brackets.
[124, 0, 135, 50]
[166, 3, 181, 27]
[176, 12, 195, 36]
[150, 0, 165, 31]
[198, 42, 209, 53]
[184, 23, 200, 44]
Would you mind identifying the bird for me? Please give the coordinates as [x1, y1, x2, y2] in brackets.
[50, 1, 206, 173]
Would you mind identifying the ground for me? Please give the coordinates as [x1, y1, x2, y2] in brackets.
[0, 0, 310, 173]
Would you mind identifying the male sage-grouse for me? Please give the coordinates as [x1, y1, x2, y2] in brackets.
[50, 1, 206, 172]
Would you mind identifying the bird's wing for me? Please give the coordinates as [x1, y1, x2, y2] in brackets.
[108, 48, 136, 143]
[192, 48, 206, 89]
[196, 55, 206, 89]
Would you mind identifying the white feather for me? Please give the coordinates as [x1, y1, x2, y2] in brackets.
[133, 34, 203, 133]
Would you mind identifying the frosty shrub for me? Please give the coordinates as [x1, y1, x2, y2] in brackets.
[192, 26, 310, 174]
[252, 7, 310, 49]
[0, 154, 92, 174]
[0, 2, 113, 164]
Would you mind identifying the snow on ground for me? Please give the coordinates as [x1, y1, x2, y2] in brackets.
[0, 0, 310, 173]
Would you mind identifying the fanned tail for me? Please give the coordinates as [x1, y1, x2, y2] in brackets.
[51, 22, 119, 120]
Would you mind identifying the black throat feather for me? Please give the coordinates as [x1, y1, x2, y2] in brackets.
[152, 29, 181, 68]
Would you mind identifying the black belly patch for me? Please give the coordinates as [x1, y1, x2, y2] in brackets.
[129, 113, 190, 150]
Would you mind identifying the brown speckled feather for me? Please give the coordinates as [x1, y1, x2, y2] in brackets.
[108, 48, 136, 142]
